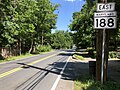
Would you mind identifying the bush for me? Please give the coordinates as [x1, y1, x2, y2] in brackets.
[36, 45, 52, 53]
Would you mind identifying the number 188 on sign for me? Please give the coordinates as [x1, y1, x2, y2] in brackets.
[94, 17, 116, 29]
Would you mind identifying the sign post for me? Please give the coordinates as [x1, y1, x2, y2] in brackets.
[101, 28, 105, 84]
[94, 0, 117, 84]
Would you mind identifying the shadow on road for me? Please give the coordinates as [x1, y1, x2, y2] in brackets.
[107, 60, 120, 82]
[16, 51, 90, 90]
[17, 58, 89, 81]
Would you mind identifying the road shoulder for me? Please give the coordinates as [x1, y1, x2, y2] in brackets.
[56, 58, 74, 90]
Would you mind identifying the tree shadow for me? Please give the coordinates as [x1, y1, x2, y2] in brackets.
[107, 59, 120, 83]
[17, 60, 75, 82]
[17, 62, 60, 75]
[18, 52, 105, 90]
[58, 53, 72, 56]
[74, 60, 120, 90]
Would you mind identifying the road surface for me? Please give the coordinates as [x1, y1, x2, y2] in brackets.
[0, 50, 74, 90]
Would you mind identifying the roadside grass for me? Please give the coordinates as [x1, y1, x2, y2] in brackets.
[0, 53, 34, 63]
[75, 75, 120, 90]
[0, 49, 54, 64]
[73, 54, 85, 60]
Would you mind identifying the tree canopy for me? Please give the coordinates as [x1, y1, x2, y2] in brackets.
[69, 1, 96, 48]
[70, 0, 120, 49]
[0, 0, 59, 54]
[51, 30, 73, 49]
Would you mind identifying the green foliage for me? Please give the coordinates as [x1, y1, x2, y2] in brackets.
[69, 1, 96, 48]
[36, 45, 52, 53]
[51, 30, 73, 49]
[70, 0, 120, 50]
[0, 0, 59, 54]
[109, 52, 117, 59]
[75, 75, 120, 90]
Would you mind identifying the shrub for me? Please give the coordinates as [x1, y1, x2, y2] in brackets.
[36, 45, 52, 53]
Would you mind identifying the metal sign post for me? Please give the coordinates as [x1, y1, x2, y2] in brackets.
[102, 0, 107, 84]
[101, 28, 105, 84]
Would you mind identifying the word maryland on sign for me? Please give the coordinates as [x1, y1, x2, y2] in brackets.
[94, 3, 117, 29]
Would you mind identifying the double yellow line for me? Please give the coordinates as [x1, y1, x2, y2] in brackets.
[0, 53, 58, 79]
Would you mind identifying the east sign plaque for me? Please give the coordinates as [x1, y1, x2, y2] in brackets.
[97, 3, 115, 11]
[94, 3, 117, 29]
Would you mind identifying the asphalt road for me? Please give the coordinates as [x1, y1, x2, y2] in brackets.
[0, 50, 74, 90]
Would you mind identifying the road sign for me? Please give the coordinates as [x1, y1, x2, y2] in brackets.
[94, 11, 117, 29]
[97, 3, 115, 11]
[94, 17, 116, 29]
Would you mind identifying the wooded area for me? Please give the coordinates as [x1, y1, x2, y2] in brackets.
[0, 0, 73, 58]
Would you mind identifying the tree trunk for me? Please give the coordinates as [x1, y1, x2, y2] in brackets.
[42, 30, 44, 45]
[28, 40, 34, 53]
[19, 37, 22, 55]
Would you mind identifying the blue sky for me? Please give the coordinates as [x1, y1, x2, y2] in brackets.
[50, 0, 85, 32]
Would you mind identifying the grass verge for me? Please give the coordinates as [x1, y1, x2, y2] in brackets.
[0, 50, 53, 64]
[0, 53, 34, 63]
[75, 75, 120, 90]
[73, 54, 85, 60]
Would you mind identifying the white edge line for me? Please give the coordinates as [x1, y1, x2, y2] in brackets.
[51, 56, 71, 90]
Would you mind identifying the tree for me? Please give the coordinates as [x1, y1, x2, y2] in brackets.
[0, 0, 59, 56]
[34, 0, 59, 46]
[51, 30, 73, 49]
[0, 0, 18, 47]
[69, 2, 96, 49]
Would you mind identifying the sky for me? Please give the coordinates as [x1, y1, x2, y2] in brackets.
[50, 0, 85, 32]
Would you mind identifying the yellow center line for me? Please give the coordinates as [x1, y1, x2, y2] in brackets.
[0, 53, 59, 79]
[28, 53, 57, 65]
[0, 68, 22, 78]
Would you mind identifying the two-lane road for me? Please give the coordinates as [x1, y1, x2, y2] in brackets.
[0, 50, 74, 90]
